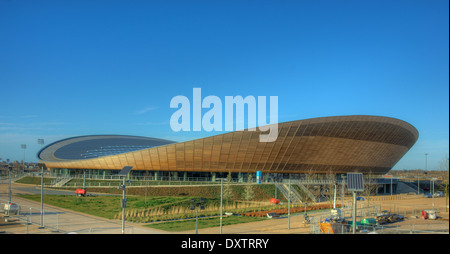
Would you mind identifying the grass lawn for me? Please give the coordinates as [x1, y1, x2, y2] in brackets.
[20, 194, 124, 219]
[18, 194, 270, 231]
[144, 216, 265, 232]
[19, 194, 200, 218]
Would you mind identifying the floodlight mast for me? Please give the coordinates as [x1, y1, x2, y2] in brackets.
[118, 166, 133, 234]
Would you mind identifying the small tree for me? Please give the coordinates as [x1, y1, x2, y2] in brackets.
[244, 174, 255, 201]
[363, 171, 378, 213]
[223, 171, 234, 200]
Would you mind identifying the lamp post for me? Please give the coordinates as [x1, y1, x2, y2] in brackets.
[346, 173, 364, 234]
[288, 178, 291, 230]
[447, 158, 449, 213]
[417, 174, 420, 195]
[38, 165, 45, 229]
[390, 177, 393, 196]
[8, 166, 12, 205]
[273, 175, 278, 199]
[431, 178, 436, 210]
[117, 166, 133, 234]
[341, 174, 346, 208]
[216, 178, 228, 234]
[190, 198, 205, 234]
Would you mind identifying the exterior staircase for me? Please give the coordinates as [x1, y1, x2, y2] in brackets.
[275, 182, 303, 204]
[52, 177, 73, 187]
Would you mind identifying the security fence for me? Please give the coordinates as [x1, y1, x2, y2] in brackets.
[307, 204, 449, 234]
[1, 198, 61, 234]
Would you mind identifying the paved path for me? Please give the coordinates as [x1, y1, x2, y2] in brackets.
[0, 182, 165, 234]
[0, 182, 320, 234]
[2, 182, 448, 234]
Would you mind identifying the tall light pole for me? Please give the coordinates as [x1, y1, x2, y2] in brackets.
[117, 166, 133, 234]
[8, 166, 12, 204]
[216, 178, 228, 234]
[341, 174, 346, 208]
[447, 158, 449, 213]
[288, 178, 291, 230]
[417, 173, 420, 195]
[425, 153, 428, 195]
[38, 165, 45, 229]
[190, 198, 205, 234]
[432, 178, 435, 210]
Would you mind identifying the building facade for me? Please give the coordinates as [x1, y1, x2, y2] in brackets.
[37, 115, 418, 178]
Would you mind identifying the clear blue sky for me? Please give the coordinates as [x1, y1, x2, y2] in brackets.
[0, 0, 448, 170]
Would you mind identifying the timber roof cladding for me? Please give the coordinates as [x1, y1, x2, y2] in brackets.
[38, 115, 418, 175]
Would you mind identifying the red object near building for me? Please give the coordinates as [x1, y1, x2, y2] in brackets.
[421, 210, 428, 219]
[76, 189, 86, 196]
[270, 198, 279, 204]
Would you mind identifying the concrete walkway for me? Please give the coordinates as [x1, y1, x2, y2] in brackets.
[0, 182, 165, 234]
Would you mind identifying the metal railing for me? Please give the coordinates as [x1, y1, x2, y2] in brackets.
[1, 198, 61, 234]
[307, 203, 449, 234]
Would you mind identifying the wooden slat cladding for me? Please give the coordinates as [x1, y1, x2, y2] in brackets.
[41, 115, 418, 175]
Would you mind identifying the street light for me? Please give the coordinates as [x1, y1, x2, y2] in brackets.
[8, 166, 12, 204]
[216, 178, 228, 234]
[431, 178, 436, 210]
[117, 166, 133, 234]
[288, 177, 291, 230]
[190, 198, 205, 234]
[38, 165, 45, 229]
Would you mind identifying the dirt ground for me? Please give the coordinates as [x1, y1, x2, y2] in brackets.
[173, 194, 449, 234]
[365, 195, 449, 233]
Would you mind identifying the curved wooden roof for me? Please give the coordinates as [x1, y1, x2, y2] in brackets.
[38, 115, 418, 175]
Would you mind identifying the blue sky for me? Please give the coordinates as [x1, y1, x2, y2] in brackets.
[0, 0, 448, 170]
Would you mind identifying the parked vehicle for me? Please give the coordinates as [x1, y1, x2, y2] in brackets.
[434, 191, 444, 197]
[423, 193, 432, 198]
[266, 212, 280, 219]
[3, 203, 20, 215]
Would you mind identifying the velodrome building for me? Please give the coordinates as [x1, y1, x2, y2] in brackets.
[37, 115, 418, 180]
